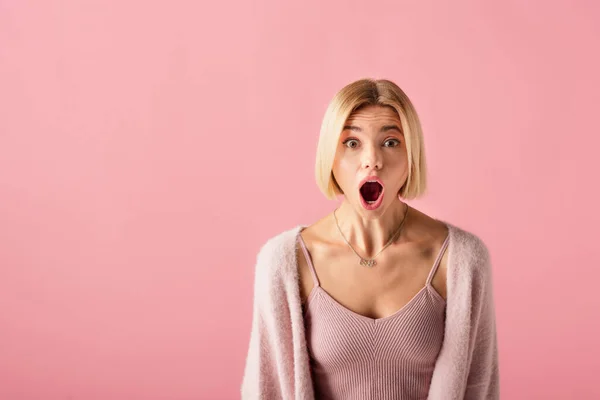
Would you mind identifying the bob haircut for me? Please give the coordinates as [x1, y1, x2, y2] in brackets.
[315, 78, 428, 201]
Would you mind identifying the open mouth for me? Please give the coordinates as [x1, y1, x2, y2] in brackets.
[360, 181, 383, 204]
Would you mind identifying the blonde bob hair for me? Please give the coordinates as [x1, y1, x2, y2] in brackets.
[315, 78, 428, 201]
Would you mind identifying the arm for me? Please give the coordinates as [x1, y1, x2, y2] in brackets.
[464, 243, 500, 400]
[241, 250, 283, 400]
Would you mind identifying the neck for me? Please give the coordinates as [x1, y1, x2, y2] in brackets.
[333, 199, 409, 258]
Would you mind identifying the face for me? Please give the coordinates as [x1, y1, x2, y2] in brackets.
[332, 105, 408, 216]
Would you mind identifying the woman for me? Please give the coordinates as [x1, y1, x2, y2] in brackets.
[241, 78, 499, 399]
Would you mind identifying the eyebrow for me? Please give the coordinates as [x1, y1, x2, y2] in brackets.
[343, 124, 403, 134]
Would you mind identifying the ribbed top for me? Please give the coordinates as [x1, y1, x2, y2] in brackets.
[298, 230, 449, 400]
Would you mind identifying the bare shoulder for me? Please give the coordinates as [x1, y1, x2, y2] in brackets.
[296, 229, 311, 306]
[408, 206, 450, 245]
[406, 206, 451, 300]
[296, 215, 332, 306]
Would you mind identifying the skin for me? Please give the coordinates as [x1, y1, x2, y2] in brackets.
[297, 105, 450, 320]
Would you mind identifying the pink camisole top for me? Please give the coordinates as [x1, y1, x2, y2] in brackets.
[298, 230, 449, 400]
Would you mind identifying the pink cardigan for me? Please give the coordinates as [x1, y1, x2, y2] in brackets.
[241, 222, 500, 399]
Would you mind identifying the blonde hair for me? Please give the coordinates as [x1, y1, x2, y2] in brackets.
[315, 78, 428, 200]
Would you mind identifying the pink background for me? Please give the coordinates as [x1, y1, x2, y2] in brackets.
[1, 1, 599, 399]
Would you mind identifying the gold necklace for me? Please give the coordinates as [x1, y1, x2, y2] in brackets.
[333, 204, 409, 267]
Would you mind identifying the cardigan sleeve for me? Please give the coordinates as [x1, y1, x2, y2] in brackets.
[241, 232, 315, 400]
[464, 241, 500, 400]
[240, 249, 284, 400]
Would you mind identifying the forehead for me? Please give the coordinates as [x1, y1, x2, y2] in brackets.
[345, 105, 401, 125]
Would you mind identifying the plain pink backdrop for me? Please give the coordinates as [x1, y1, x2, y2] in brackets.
[1, 1, 599, 399]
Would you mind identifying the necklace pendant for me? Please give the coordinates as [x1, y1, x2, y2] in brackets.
[360, 259, 376, 267]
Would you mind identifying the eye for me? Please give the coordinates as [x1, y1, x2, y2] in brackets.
[343, 139, 359, 149]
[384, 139, 401, 148]
[343, 138, 401, 149]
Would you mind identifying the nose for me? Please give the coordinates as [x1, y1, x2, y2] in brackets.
[361, 144, 382, 170]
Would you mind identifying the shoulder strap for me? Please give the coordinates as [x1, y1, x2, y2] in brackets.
[297, 230, 320, 288]
[426, 232, 450, 285]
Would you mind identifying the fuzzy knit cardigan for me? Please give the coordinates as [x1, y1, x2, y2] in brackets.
[241, 221, 500, 399]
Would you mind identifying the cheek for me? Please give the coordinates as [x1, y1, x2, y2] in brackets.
[386, 153, 408, 168]
[332, 160, 355, 190]
[337, 156, 356, 169]
[333, 158, 357, 179]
